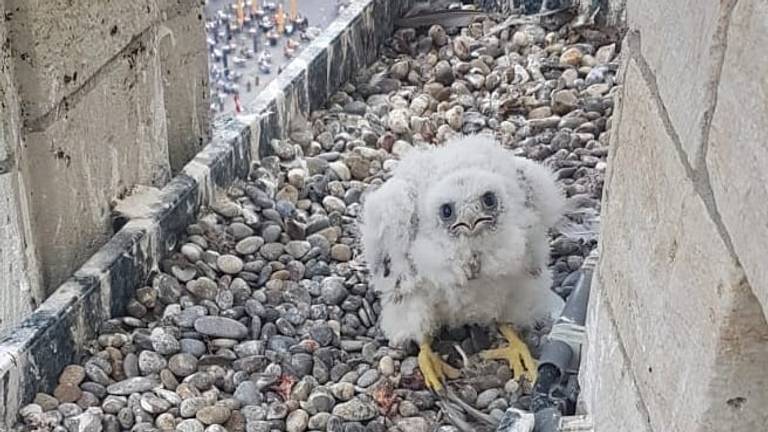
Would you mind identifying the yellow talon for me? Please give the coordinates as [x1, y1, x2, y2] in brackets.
[418, 340, 460, 392]
[481, 324, 538, 383]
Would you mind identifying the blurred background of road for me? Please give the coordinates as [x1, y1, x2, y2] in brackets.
[204, 0, 339, 117]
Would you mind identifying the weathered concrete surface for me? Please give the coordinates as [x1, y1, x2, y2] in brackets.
[159, 2, 211, 174]
[0, 0, 210, 326]
[23, 29, 172, 291]
[0, 3, 41, 329]
[582, 1, 768, 430]
[8, 0, 162, 122]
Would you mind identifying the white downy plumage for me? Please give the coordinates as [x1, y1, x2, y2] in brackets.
[359, 134, 567, 346]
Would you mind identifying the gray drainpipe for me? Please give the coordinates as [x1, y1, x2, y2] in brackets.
[497, 248, 598, 432]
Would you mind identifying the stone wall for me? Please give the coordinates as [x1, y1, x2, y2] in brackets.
[580, 1, 768, 431]
[0, 0, 209, 331]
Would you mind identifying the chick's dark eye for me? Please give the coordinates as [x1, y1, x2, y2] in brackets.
[439, 203, 454, 220]
[482, 191, 497, 208]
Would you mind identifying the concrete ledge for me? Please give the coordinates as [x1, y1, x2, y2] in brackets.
[0, 0, 411, 427]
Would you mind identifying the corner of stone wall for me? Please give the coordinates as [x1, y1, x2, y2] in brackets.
[0, 0, 211, 305]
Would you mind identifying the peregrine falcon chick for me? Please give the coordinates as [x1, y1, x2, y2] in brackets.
[359, 134, 566, 391]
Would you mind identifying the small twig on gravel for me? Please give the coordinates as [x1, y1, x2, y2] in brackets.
[437, 387, 499, 432]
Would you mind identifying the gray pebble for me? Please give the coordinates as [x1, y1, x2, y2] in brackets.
[168, 353, 198, 377]
[234, 381, 263, 406]
[286, 409, 309, 432]
[180, 338, 207, 357]
[194, 316, 248, 339]
[63, 412, 101, 432]
[331, 398, 377, 422]
[321, 278, 348, 305]
[217, 255, 244, 274]
[290, 353, 314, 378]
[107, 377, 158, 395]
[308, 391, 336, 413]
[356, 369, 379, 387]
[138, 350, 167, 375]
[176, 418, 205, 432]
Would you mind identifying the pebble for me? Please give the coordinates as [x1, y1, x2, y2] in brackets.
[217, 255, 244, 274]
[331, 398, 378, 422]
[395, 417, 431, 432]
[434, 60, 454, 85]
[187, 277, 218, 300]
[378, 356, 395, 377]
[196, 405, 231, 425]
[551, 89, 579, 115]
[194, 316, 248, 339]
[330, 382, 355, 401]
[357, 369, 379, 387]
[321, 278, 348, 305]
[560, 47, 584, 65]
[59, 365, 86, 386]
[476, 388, 501, 409]
[286, 241, 312, 259]
[53, 384, 82, 403]
[63, 412, 101, 432]
[138, 350, 167, 375]
[308, 391, 336, 413]
[107, 377, 158, 395]
[595, 43, 616, 63]
[180, 397, 209, 418]
[330, 244, 352, 262]
[286, 409, 310, 432]
[310, 324, 335, 347]
[177, 419, 205, 432]
[35, 393, 59, 411]
[168, 353, 198, 377]
[398, 400, 419, 417]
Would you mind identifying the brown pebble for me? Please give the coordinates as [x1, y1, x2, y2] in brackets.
[59, 365, 86, 386]
[53, 383, 82, 403]
[560, 47, 584, 66]
[105, 347, 125, 381]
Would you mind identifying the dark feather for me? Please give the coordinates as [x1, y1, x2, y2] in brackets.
[396, 10, 486, 28]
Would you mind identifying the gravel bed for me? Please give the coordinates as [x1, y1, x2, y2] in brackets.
[17, 12, 616, 432]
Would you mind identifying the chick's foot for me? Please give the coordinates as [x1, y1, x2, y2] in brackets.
[418, 340, 460, 392]
[480, 324, 538, 383]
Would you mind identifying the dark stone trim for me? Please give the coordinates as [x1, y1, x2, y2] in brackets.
[0, 0, 412, 428]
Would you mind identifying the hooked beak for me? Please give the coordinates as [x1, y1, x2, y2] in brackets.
[451, 204, 494, 236]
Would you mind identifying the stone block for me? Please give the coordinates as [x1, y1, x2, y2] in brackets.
[591, 58, 768, 431]
[158, 5, 210, 174]
[8, 0, 160, 121]
[627, 0, 723, 165]
[706, 0, 768, 318]
[21, 30, 170, 293]
[578, 269, 653, 432]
